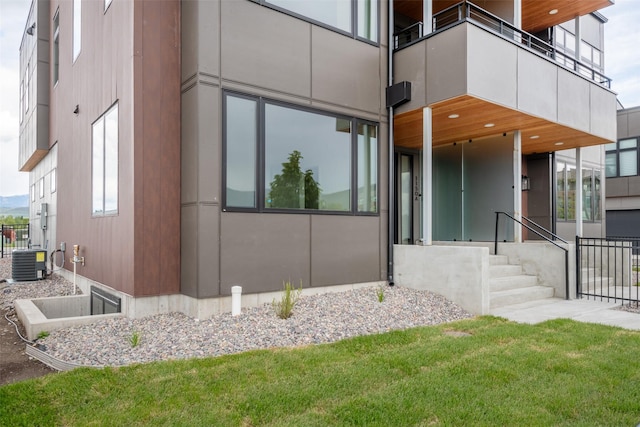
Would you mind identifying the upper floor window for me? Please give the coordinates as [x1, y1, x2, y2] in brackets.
[23, 62, 29, 115]
[224, 92, 378, 214]
[606, 138, 638, 178]
[73, 0, 81, 62]
[92, 103, 119, 216]
[554, 26, 576, 68]
[50, 168, 57, 193]
[258, 0, 378, 43]
[53, 10, 60, 84]
[19, 80, 23, 124]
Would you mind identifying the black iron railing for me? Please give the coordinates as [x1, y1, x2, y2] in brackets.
[576, 237, 640, 306]
[1, 224, 30, 258]
[494, 212, 569, 300]
[393, 1, 611, 88]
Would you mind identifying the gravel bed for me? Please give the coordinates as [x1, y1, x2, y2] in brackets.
[0, 258, 473, 368]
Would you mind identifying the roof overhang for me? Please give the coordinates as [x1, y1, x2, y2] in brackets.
[394, 95, 611, 155]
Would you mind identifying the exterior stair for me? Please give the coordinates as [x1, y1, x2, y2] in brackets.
[489, 255, 555, 309]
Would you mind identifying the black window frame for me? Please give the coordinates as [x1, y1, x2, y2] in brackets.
[222, 90, 379, 216]
[606, 137, 639, 178]
[249, 0, 380, 46]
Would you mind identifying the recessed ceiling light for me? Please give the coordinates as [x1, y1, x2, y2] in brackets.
[554, 142, 564, 146]
[549, 9, 558, 15]
[530, 135, 540, 139]
[484, 123, 495, 128]
[448, 114, 459, 119]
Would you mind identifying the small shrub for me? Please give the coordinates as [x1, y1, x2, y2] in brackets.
[37, 331, 50, 340]
[376, 285, 385, 303]
[129, 331, 141, 348]
[272, 280, 302, 319]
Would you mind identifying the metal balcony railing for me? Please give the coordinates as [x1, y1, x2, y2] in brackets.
[393, 1, 612, 88]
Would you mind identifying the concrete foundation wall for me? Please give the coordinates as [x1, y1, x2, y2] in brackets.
[393, 244, 490, 315]
[15, 297, 123, 341]
[32, 294, 89, 318]
[58, 267, 383, 320]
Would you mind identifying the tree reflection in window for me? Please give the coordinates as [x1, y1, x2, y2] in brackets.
[268, 150, 321, 209]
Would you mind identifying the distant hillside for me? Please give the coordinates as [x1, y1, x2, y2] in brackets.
[0, 195, 29, 217]
[0, 195, 29, 209]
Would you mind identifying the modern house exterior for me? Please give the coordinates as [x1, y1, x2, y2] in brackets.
[19, 0, 617, 319]
[606, 105, 640, 237]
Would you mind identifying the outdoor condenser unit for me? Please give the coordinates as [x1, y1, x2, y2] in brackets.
[12, 249, 47, 282]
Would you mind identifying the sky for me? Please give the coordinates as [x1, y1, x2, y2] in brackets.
[0, 0, 639, 197]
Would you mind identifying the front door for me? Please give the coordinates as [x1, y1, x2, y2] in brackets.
[395, 151, 421, 244]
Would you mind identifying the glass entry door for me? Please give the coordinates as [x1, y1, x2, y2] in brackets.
[395, 151, 421, 244]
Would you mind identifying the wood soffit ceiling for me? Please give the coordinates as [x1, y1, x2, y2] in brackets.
[394, 0, 614, 33]
[522, 0, 614, 33]
[393, 95, 610, 155]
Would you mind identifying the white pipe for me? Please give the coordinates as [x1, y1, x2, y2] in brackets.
[422, 107, 433, 245]
[514, 130, 522, 243]
[72, 258, 77, 295]
[231, 286, 242, 316]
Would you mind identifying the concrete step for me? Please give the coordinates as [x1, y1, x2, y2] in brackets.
[489, 255, 509, 266]
[581, 276, 613, 287]
[490, 264, 522, 278]
[581, 267, 603, 277]
[490, 286, 555, 309]
[490, 274, 538, 292]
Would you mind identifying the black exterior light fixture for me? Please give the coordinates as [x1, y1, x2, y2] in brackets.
[521, 175, 531, 191]
[26, 23, 36, 36]
[73, 105, 79, 115]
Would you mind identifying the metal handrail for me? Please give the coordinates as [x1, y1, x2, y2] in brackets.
[495, 211, 569, 300]
[393, 0, 611, 88]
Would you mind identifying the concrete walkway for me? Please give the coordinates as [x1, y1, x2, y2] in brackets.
[490, 298, 640, 330]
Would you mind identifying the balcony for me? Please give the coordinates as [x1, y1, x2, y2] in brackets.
[395, 1, 611, 88]
[391, 1, 617, 154]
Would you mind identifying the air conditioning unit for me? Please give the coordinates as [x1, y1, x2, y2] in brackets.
[12, 249, 47, 282]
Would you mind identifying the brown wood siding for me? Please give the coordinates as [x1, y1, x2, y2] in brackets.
[133, 0, 181, 296]
[52, 0, 180, 297]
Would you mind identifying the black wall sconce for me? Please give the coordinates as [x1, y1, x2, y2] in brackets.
[521, 175, 530, 191]
[73, 105, 79, 115]
[26, 23, 36, 36]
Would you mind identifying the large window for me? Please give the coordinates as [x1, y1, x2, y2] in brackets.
[606, 138, 638, 178]
[256, 0, 378, 43]
[224, 92, 378, 214]
[554, 26, 576, 68]
[53, 10, 59, 85]
[24, 62, 29, 115]
[580, 41, 603, 75]
[556, 160, 601, 222]
[73, 0, 81, 62]
[92, 103, 118, 215]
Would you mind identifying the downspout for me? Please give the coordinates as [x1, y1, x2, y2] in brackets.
[387, 0, 395, 285]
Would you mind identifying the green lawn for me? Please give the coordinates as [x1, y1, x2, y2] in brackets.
[2, 316, 640, 426]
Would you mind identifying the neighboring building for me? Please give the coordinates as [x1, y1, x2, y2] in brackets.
[606, 105, 640, 237]
[19, 0, 617, 318]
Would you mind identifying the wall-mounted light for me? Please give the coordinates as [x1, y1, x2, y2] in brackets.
[26, 23, 36, 36]
[73, 105, 79, 115]
[522, 175, 531, 191]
